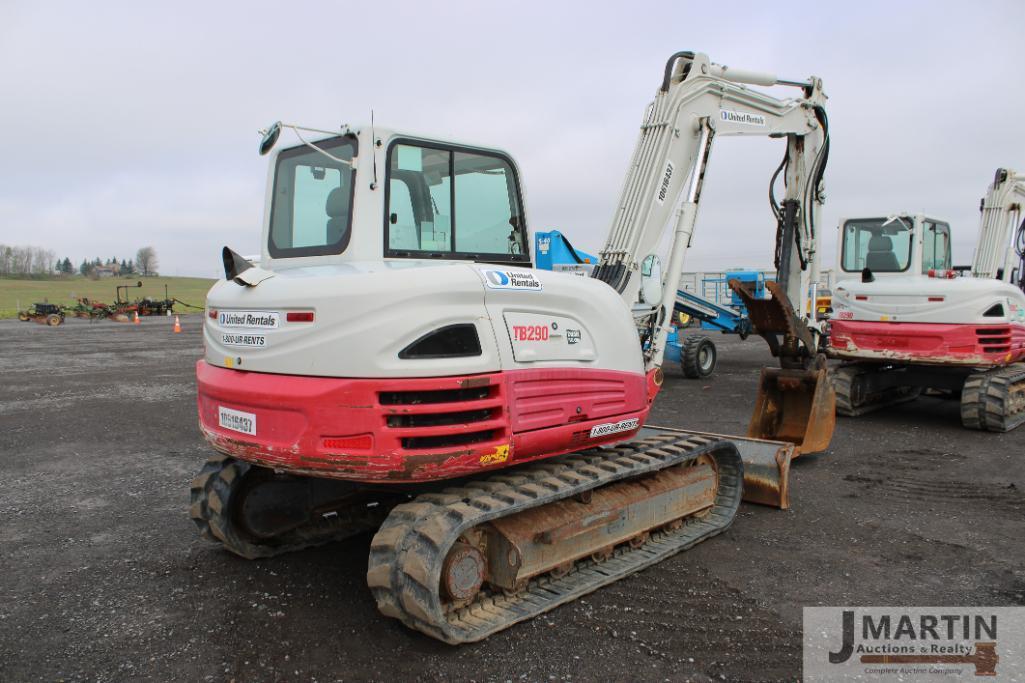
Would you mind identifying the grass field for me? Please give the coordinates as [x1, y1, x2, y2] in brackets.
[0, 276, 215, 319]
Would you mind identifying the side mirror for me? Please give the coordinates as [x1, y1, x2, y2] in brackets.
[259, 121, 282, 156]
[640, 254, 663, 305]
[222, 246, 254, 282]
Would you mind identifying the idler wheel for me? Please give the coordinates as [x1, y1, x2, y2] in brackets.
[441, 542, 486, 602]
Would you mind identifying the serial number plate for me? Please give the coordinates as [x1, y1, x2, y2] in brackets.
[221, 332, 266, 347]
[589, 418, 639, 438]
[218, 406, 256, 435]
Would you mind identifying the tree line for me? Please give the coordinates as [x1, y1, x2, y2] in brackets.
[0, 245, 56, 276]
[0, 245, 158, 278]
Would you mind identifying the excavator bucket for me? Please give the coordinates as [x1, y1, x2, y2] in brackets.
[747, 366, 836, 455]
[726, 278, 837, 457]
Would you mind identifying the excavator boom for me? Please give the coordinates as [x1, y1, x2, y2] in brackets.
[594, 51, 835, 454]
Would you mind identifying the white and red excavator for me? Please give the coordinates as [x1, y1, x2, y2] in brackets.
[829, 168, 1025, 430]
[190, 51, 835, 643]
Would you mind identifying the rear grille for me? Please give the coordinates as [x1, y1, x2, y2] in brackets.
[386, 408, 493, 428]
[402, 430, 496, 450]
[379, 382, 504, 451]
[977, 327, 1012, 353]
[379, 386, 490, 405]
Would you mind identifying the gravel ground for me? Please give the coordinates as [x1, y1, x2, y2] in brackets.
[1, 317, 1022, 681]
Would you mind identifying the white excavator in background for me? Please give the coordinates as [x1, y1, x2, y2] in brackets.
[829, 169, 1025, 430]
[189, 51, 835, 644]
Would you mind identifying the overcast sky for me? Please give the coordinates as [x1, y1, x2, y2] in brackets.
[1, 1, 1022, 278]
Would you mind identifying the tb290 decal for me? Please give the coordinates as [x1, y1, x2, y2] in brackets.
[512, 325, 550, 341]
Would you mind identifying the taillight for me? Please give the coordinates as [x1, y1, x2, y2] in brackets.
[928, 296, 945, 302]
[286, 311, 315, 322]
[323, 434, 373, 450]
[856, 295, 868, 301]
[208, 309, 217, 319]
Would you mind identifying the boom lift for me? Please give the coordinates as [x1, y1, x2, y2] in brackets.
[190, 52, 835, 643]
[829, 169, 1025, 430]
[534, 229, 756, 379]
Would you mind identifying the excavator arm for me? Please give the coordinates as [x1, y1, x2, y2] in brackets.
[593, 51, 828, 371]
[594, 51, 834, 454]
[972, 168, 1025, 290]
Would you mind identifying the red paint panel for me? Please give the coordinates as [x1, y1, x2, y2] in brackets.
[196, 361, 648, 484]
[506, 369, 644, 432]
[829, 320, 1025, 365]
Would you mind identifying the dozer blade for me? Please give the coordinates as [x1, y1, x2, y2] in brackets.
[641, 426, 793, 509]
[747, 366, 836, 456]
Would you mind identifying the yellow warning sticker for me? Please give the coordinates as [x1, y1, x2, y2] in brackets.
[224, 357, 235, 368]
[479, 444, 510, 466]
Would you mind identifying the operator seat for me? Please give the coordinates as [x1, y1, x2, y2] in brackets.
[865, 234, 900, 271]
[325, 186, 350, 246]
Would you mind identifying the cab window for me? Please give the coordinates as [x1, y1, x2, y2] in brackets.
[922, 221, 951, 272]
[385, 141, 528, 264]
[841, 217, 913, 272]
[269, 136, 356, 258]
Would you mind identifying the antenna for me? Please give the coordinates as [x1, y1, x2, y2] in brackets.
[370, 108, 378, 190]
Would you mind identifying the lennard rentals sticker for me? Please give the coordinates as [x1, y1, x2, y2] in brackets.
[803, 606, 1025, 681]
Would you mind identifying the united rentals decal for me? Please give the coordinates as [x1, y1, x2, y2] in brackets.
[720, 109, 766, 126]
[483, 269, 543, 292]
[803, 606, 1025, 680]
[218, 310, 279, 328]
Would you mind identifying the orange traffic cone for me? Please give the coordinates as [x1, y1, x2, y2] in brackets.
[133, 311, 140, 325]
[173, 315, 181, 334]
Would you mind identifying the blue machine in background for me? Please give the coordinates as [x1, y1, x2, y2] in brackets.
[533, 230, 761, 379]
[676, 270, 766, 336]
[534, 230, 596, 271]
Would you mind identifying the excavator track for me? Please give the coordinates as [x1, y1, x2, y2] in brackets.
[190, 454, 395, 559]
[366, 433, 742, 644]
[832, 363, 920, 417]
[961, 363, 1025, 432]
